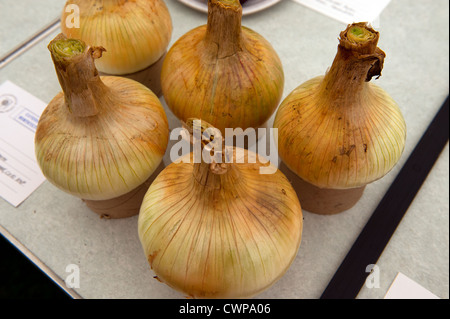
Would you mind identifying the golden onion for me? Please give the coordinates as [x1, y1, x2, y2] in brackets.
[274, 23, 406, 214]
[160, 0, 284, 134]
[138, 119, 303, 298]
[61, 0, 172, 75]
[35, 34, 169, 218]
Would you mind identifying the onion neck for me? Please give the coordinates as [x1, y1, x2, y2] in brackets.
[49, 34, 110, 117]
[204, 0, 243, 58]
[318, 23, 386, 104]
[193, 159, 240, 190]
[186, 118, 239, 187]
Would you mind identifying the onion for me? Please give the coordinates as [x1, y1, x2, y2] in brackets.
[35, 34, 169, 218]
[274, 23, 407, 214]
[161, 0, 284, 134]
[61, 0, 173, 95]
[138, 119, 303, 298]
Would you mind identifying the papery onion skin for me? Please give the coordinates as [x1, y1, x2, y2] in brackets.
[61, 0, 173, 75]
[36, 78, 168, 200]
[160, 0, 284, 134]
[273, 23, 406, 189]
[35, 35, 169, 201]
[138, 150, 303, 299]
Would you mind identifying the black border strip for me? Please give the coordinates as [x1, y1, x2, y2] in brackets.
[0, 225, 82, 299]
[321, 96, 449, 299]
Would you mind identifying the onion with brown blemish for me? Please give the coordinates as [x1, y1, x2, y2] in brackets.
[273, 23, 407, 214]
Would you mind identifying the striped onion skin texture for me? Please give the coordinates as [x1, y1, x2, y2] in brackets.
[160, 25, 284, 134]
[274, 75, 406, 189]
[35, 76, 169, 200]
[138, 150, 303, 299]
[61, 0, 172, 75]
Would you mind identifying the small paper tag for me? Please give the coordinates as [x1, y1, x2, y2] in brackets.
[384, 272, 440, 299]
[292, 0, 391, 26]
[0, 81, 47, 207]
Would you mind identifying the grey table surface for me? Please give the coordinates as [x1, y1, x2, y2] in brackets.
[0, 0, 448, 299]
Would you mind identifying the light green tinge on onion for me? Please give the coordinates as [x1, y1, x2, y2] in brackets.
[50, 38, 86, 60]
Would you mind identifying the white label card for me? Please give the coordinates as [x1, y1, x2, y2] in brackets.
[291, 0, 392, 25]
[0, 81, 47, 207]
[384, 273, 440, 299]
